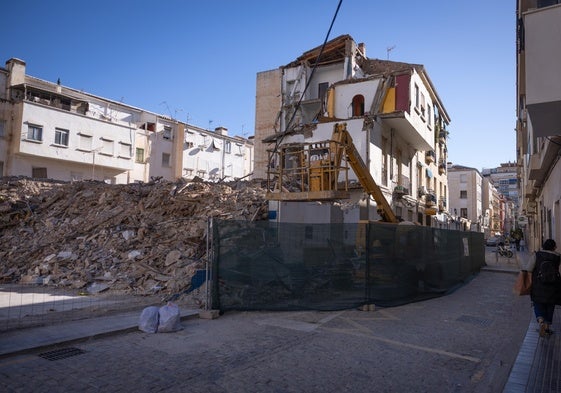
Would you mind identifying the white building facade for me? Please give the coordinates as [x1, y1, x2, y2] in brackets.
[0, 58, 253, 184]
[516, 0, 561, 251]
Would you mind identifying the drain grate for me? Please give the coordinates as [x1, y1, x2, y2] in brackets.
[456, 315, 492, 327]
[38, 347, 86, 361]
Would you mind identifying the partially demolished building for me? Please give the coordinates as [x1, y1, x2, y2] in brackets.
[255, 35, 452, 225]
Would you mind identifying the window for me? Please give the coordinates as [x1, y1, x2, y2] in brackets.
[460, 208, 468, 218]
[136, 148, 145, 163]
[54, 128, 69, 146]
[101, 138, 113, 155]
[414, 84, 419, 109]
[224, 141, 231, 154]
[163, 126, 172, 140]
[427, 106, 432, 126]
[420, 93, 426, 118]
[79, 134, 92, 151]
[27, 124, 43, 141]
[351, 95, 365, 116]
[318, 82, 328, 100]
[118, 142, 131, 158]
[460, 190, 467, 199]
[162, 153, 171, 167]
[0, 120, 5, 137]
[538, 0, 561, 8]
[32, 167, 47, 178]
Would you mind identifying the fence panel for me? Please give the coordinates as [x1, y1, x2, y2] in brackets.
[211, 220, 485, 311]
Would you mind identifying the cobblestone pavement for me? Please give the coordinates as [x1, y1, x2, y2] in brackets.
[0, 269, 530, 393]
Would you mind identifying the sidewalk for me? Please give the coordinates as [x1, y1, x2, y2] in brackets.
[0, 308, 200, 358]
[498, 248, 561, 393]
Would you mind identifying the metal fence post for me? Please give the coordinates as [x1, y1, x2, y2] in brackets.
[205, 217, 212, 311]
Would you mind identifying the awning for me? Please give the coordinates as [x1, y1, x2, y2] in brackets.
[426, 168, 433, 178]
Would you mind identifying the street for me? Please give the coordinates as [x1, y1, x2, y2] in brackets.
[0, 268, 530, 393]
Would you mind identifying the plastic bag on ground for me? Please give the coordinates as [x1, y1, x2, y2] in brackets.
[139, 306, 160, 333]
[158, 302, 182, 332]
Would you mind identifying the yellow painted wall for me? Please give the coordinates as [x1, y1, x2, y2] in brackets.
[327, 88, 334, 117]
[382, 87, 396, 113]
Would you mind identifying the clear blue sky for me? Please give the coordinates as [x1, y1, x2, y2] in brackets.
[1, 0, 516, 171]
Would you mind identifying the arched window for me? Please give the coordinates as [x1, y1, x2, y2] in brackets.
[352, 95, 365, 116]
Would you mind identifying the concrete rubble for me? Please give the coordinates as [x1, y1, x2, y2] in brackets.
[0, 176, 268, 303]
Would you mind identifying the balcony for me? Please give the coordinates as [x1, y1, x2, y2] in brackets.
[524, 4, 561, 136]
[394, 185, 409, 196]
[439, 130, 448, 143]
[425, 191, 437, 207]
[528, 138, 561, 184]
[378, 113, 433, 151]
[438, 197, 447, 212]
[425, 150, 436, 164]
[438, 161, 446, 175]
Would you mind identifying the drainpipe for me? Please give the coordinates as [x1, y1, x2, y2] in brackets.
[366, 124, 371, 220]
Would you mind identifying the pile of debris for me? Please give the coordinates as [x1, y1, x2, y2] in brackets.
[0, 176, 268, 303]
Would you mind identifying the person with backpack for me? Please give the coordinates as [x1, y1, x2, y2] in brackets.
[529, 239, 561, 337]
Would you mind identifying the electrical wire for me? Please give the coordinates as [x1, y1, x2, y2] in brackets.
[269, 0, 343, 160]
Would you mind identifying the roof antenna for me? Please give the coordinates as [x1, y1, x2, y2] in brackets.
[386, 45, 396, 60]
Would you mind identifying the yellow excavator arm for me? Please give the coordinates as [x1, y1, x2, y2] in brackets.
[266, 123, 398, 223]
[331, 123, 398, 223]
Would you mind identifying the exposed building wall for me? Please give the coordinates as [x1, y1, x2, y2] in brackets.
[254, 69, 282, 180]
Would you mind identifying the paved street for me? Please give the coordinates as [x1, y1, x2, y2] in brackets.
[0, 265, 530, 393]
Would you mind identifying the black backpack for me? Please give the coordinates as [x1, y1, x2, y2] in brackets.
[537, 254, 561, 284]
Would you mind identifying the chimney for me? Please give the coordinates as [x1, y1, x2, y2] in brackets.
[214, 126, 228, 136]
[358, 43, 366, 57]
[5, 58, 26, 87]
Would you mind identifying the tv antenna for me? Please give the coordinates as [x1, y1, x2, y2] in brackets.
[386, 45, 396, 60]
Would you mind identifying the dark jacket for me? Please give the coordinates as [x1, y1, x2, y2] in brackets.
[531, 250, 561, 304]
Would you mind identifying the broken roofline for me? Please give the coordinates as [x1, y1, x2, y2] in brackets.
[282, 34, 451, 124]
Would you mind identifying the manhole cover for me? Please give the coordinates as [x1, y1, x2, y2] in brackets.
[38, 347, 86, 361]
[456, 315, 492, 327]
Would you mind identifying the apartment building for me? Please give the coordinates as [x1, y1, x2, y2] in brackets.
[482, 163, 519, 204]
[482, 162, 519, 235]
[0, 58, 253, 184]
[481, 176, 504, 237]
[516, 0, 561, 251]
[255, 35, 451, 225]
[447, 165, 484, 231]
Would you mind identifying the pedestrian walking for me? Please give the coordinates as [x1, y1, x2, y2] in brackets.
[528, 238, 561, 337]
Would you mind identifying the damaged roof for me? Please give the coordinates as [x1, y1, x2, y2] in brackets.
[282, 34, 451, 123]
[284, 34, 355, 68]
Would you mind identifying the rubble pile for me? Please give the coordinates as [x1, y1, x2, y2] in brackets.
[0, 177, 268, 300]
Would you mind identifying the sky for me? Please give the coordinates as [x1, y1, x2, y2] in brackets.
[0, 0, 516, 171]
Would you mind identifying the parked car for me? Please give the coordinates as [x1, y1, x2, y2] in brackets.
[486, 236, 501, 247]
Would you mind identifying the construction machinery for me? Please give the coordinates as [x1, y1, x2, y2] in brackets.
[266, 122, 398, 223]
